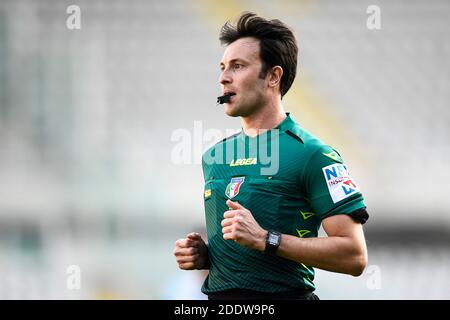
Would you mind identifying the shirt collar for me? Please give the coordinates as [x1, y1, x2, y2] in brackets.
[274, 112, 297, 132]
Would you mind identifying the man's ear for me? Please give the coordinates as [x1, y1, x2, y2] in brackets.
[269, 66, 283, 88]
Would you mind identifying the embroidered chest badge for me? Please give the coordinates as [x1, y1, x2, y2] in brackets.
[225, 176, 245, 199]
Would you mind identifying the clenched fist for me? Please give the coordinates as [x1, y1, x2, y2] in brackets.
[221, 199, 267, 251]
[173, 232, 209, 270]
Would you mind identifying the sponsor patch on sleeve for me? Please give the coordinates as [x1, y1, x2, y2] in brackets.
[322, 163, 360, 203]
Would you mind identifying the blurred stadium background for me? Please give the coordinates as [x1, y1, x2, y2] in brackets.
[0, 0, 449, 299]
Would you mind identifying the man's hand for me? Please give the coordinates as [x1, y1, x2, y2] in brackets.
[222, 199, 267, 251]
[173, 232, 208, 270]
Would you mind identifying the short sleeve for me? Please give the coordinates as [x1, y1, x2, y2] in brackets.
[303, 145, 367, 222]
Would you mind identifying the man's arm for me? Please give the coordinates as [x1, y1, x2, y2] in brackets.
[276, 214, 368, 276]
[223, 200, 368, 277]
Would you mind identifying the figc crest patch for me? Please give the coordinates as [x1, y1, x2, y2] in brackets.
[322, 164, 360, 203]
[225, 176, 245, 199]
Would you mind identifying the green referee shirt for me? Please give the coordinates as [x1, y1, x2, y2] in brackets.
[201, 113, 367, 294]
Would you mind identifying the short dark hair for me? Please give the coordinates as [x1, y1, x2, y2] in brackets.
[219, 12, 298, 98]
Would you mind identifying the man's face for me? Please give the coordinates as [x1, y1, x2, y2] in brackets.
[219, 37, 268, 117]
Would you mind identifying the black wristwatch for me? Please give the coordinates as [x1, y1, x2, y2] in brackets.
[264, 230, 282, 254]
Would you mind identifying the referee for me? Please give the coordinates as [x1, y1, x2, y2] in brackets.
[173, 12, 369, 300]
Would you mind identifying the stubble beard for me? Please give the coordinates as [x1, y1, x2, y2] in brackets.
[225, 92, 266, 118]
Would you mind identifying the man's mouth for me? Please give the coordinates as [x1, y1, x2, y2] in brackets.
[223, 92, 236, 98]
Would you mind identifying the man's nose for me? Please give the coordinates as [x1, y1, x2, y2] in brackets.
[219, 69, 232, 85]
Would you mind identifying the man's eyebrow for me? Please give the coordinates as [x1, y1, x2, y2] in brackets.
[219, 58, 249, 68]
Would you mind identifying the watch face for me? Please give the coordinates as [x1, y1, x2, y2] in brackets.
[268, 233, 279, 245]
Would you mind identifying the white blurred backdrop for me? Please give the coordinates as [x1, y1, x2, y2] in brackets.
[0, 0, 449, 299]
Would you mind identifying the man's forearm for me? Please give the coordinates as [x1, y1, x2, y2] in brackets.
[275, 234, 367, 276]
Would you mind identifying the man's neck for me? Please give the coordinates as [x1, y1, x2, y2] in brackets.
[240, 101, 287, 137]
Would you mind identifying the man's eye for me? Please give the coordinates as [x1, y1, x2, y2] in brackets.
[234, 64, 242, 70]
